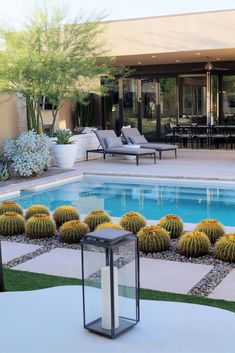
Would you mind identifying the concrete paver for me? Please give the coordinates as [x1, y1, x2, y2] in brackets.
[0, 286, 234, 353]
[1, 241, 42, 263]
[139, 258, 213, 294]
[13, 248, 82, 278]
[208, 269, 235, 301]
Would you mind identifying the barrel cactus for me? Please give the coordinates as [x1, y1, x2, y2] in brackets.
[60, 220, 89, 243]
[53, 206, 79, 227]
[0, 201, 23, 215]
[215, 234, 235, 263]
[0, 212, 25, 236]
[120, 212, 146, 234]
[158, 214, 184, 238]
[25, 205, 50, 220]
[194, 219, 225, 243]
[26, 214, 56, 238]
[137, 225, 170, 253]
[96, 222, 124, 231]
[178, 231, 211, 258]
[83, 210, 111, 232]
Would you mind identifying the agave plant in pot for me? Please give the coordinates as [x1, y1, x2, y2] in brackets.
[53, 129, 77, 168]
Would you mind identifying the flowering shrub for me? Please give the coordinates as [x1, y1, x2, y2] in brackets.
[55, 129, 73, 144]
[3, 130, 51, 177]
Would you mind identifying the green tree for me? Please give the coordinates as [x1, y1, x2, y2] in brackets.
[0, 5, 124, 135]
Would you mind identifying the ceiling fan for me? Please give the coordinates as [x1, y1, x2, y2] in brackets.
[192, 56, 228, 71]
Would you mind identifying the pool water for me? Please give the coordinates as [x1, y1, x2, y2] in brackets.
[9, 176, 235, 226]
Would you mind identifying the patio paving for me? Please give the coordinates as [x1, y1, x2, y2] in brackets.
[0, 285, 234, 353]
[139, 258, 212, 293]
[12, 247, 213, 295]
[1, 241, 41, 263]
[208, 269, 235, 301]
[13, 248, 82, 279]
[78, 149, 235, 181]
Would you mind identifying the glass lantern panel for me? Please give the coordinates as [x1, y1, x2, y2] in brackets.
[113, 238, 138, 323]
[82, 243, 106, 327]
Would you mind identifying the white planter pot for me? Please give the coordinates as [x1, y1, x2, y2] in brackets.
[53, 143, 77, 168]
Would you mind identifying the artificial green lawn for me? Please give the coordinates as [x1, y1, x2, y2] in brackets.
[3, 268, 235, 313]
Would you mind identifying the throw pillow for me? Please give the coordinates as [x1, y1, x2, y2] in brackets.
[105, 136, 123, 149]
[129, 135, 148, 144]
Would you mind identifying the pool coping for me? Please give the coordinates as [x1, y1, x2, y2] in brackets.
[2, 168, 235, 197]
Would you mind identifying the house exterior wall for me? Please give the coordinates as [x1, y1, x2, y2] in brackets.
[0, 95, 19, 148]
[1, 9, 235, 144]
[105, 10, 235, 56]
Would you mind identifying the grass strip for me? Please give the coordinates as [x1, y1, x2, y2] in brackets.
[3, 269, 235, 313]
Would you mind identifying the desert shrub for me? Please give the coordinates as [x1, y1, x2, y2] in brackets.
[3, 130, 51, 177]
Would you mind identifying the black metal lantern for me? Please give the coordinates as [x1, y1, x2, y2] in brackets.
[81, 228, 139, 339]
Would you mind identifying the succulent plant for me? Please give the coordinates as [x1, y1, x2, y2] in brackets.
[0, 201, 23, 216]
[194, 219, 225, 243]
[137, 225, 170, 253]
[96, 222, 124, 231]
[53, 206, 79, 227]
[59, 220, 89, 243]
[0, 211, 25, 236]
[215, 234, 235, 263]
[158, 214, 184, 238]
[26, 214, 56, 238]
[119, 212, 146, 234]
[83, 210, 111, 232]
[178, 231, 211, 258]
[25, 205, 50, 220]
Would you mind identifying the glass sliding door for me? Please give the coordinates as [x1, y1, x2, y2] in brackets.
[123, 79, 138, 128]
[160, 77, 177, 137]
[222, 75, 235, 124]
[210, 75, 219, 125]
[141, 79, 157, 139]
[179, 75, 207, 125]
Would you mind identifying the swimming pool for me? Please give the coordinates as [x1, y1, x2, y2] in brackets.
[6, 175, 235, 225]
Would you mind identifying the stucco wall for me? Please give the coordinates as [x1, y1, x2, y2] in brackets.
[0, 95, 19, 148]
[105, 10, 235, 56]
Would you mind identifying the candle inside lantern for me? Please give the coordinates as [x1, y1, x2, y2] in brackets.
[101, 266, 119, 329]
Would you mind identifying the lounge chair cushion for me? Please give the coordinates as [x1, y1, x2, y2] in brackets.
[129, 135, 148, 144]
[105, 136, 123, 149]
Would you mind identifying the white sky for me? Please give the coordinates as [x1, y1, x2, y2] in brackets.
[0, 0, 235, 27]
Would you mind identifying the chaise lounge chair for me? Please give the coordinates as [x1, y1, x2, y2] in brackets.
[121, 127, 178, 160]
[86, 130, 156, 166]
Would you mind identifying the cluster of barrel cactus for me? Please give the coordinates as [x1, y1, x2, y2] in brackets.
[0, 201, 234, 263]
